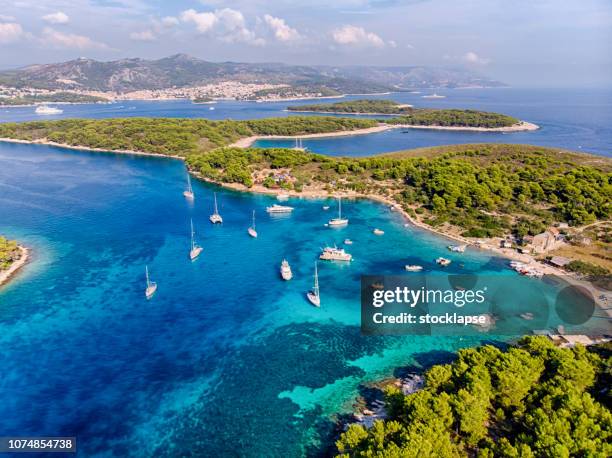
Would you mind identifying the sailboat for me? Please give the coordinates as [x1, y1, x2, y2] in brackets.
[145, 265, 157, 299]
[247, 210, 258, 238]
[209, 192, 223, 224]
[183, 173, 194, 200]
[328, 196, 349, 227]
[307, 262, 321, 307]
[189, 219, 203, 260]
[293, 138, 305, 151]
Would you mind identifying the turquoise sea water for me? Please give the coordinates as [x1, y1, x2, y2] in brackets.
[0, 88, 610, 456]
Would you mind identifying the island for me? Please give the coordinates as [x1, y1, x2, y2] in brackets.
[288, 99, 414, 115]
[0, 92, 108, 106]
[288, 99, 529, 129]
[0, 235, 28, 287]
[335, 336, 612, 457]
[0, 118, 608, 281]
[191, 97, 215, 104]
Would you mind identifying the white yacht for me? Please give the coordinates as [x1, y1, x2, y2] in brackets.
[183, 173, 194, 200]
[276, 193, 290, 201]
[209, 193, 223, 224]
[35, 105, 63, 115]
[422, 93, 446, 99]
[373, 228, 384, 235]
[189, 219, 203, 260]
[248, 210, 258, 238]
[343, 239, 353, 245]
[328, 197, 348, 227]
[405, 265, 423, 272]
[307, 262, 320, 307]
[266, 204, 294, 213]
[320, 246, 352, 262]
[280, 259, 293, 280]
[447, 244, 466, 253]
[145, 265, 157, 299]
[436, 257, 451, 266]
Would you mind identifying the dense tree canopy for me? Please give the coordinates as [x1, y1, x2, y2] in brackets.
[336, 336, 612, 458]
[288, 99, 413, 114]
[288, 100, 519, 127]
[0, 92, 107, 106]
[185, 144, 611, 236]
[0, 236, 21, 271]
[0, 116, 376, 156]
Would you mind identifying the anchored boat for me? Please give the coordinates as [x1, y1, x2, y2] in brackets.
[183, 173, 194, 200]
[209, 192, 223, 224]
[307, 262, 320, 307]
[189, 219, 203, 260]
[145, 265, 157, 299]
[320, 246, 352, 262]
[247, 210, 258, 238]
[280, 259, 293, 280]
[266, 204, 294, 213]
[328, 197, 348, 227]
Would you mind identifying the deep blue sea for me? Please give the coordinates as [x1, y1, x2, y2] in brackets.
[0, 88, 610, 456]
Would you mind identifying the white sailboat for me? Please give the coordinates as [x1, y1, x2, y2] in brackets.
[248, 210, 258, 238]
[328, 196, 349, 227]
[293, 138, 305, 151]
[183, 173, 194, 200]
[209, 192, 223, 224]
[307, 262, 321, 307]
[145, 265, 157, 299]
[189, 219, 203, 260]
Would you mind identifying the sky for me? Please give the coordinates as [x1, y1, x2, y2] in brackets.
[0, 0, 610, 87]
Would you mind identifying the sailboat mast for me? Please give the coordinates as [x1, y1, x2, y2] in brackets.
[314, 262, 319, 297]
[338, 197, 342, 219]
[146, 265, 150, 287]
[252, 210, 256, 229]
[187, 173, 192, 193]
[190, 219, 195, 250]
[214, 193, 218, 213]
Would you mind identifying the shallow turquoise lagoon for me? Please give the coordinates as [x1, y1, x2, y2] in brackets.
[0, 142, 605, 456]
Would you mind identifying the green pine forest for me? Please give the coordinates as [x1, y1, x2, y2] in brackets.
[0, 236, 21, 271]
[336, 336, 612, 458]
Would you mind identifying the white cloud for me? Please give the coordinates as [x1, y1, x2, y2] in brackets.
[180, 9, 217, 33]
[41, 27, 108, 50]
[180, 8, 263, 45]
[161, 16, 179, 27]
[463, 51, 490, 65]
[130, 30, 155, 41]
[42, 12, 70, 25]
[0, 22, 23, 44]
[263, 14, 301, 42]
[332, 25, 385, 47]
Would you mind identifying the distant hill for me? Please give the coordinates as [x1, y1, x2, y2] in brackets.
[0, 54, 505, 93]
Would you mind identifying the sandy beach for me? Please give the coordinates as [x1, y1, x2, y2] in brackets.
[229, 121, 539, 148]
[0, 245, 29, 288]
[0, 137, 185, 160]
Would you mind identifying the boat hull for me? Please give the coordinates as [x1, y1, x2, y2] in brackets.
[307, 292, 320, 307]
[190, 247, 203, 260]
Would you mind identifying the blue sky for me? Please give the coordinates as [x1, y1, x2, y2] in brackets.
[0, 0, 610, 86]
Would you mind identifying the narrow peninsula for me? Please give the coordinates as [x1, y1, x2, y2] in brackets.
[0, 236, 29, 287]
